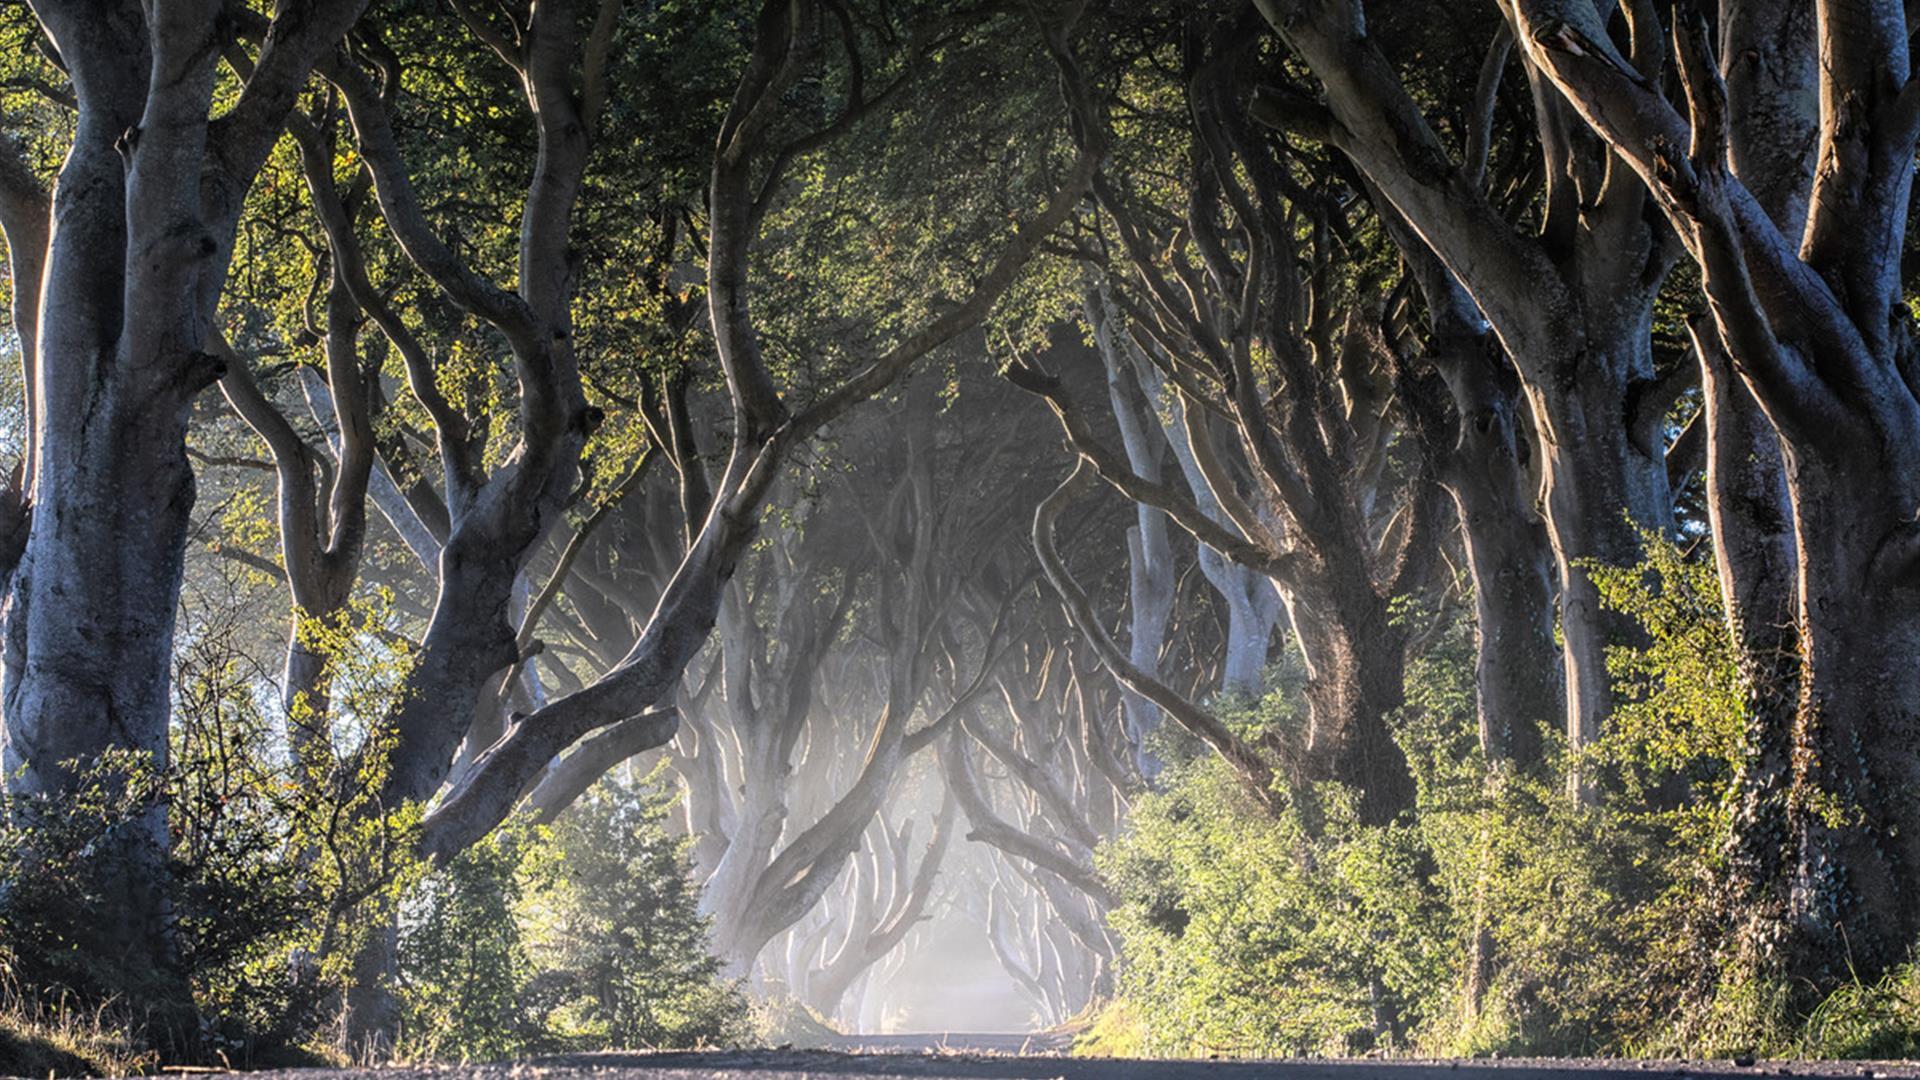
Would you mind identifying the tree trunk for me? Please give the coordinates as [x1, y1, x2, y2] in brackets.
[0, 7, 205, 1030]
[1527, 354, 1670, 796]
[701, 722, 789, 971]
[1126, 338, 1279, 700]
[1706, 0, 1814, 980]
[1698, 330, 1802, 973]
[1450, 465, 1558, 767]
[340, 924, 400, 1063]
[1216, 577, 1279, 697]
[1284, 566, 1414, 825]
[1426, 334, 1560, 767]
[1093, 285, 1175, 776]
[1777, 454, 1920, 980]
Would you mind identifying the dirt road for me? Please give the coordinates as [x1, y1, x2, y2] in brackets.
[220, 1050, 1920, 1080]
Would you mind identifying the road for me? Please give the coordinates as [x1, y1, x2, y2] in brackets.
[819, 1032, 1074, 1055]
[219, 1048, 1920, 1080]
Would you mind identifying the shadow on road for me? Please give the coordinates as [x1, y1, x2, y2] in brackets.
[530, 1050, 1912, 1080]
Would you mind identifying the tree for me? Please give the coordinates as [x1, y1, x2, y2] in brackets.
[0, 0, 371, 1029]
[1497, 0, 1920, 992]
[1014, 11, 1459, 822]
[1255, 0, 1689, 796]
[414, 0, 1097, 867]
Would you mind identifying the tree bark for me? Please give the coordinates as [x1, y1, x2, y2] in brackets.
[1092, 288, 1176, 778]
[1779, 454, 1920, 976]
[1441, 349, 1558, 766]
[1281, 560, 1417, 821]
[1702, 0, 1813, 978]
[1376, 194, 1560, 767]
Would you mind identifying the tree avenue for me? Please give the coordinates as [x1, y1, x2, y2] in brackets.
[1, 0, 1919, 1070]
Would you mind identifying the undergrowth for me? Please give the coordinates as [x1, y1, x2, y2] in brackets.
[1085, 538, 1920, 1061]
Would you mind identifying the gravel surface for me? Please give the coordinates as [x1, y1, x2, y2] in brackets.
[193, 1049, 1920, 1080]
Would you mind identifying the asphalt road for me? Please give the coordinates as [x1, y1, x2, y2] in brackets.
[212, 1048, 1920, 1080]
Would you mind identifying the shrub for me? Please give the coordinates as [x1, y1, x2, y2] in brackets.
[394, 770, 746, 1061]
[395, 829, 542, 1062]
[1091, 534, 1853, 1059]
[521, 771, 747, 1051]
[0, 597, 422, 1067]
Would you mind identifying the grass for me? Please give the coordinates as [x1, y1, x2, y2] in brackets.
[0, 992, 157, 1078]
[1793, 965, 1920, 1061]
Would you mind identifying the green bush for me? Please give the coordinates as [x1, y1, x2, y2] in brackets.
[0, 613, 420, 1067]
[395, 770, 746, 1061]
[526, 774, 747, 1050]
[1100, 758, 1456, 1057]
[396, 829, 542, 1061]
[1093, 535, 1917, 1059]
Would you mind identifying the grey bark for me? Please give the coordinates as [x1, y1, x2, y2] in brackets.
[1380, 203, 1560, 767]
[1108, 299, 1281, 701]
[1699, 0, 1812, 977]
[1089, 287, 1176, 778]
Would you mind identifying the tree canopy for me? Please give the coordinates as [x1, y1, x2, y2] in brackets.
[4, 0, 1920, 1068]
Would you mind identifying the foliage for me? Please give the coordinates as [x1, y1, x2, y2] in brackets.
[1099, 753, 1455, 1057]
[0, 593, 422, 1065]
[1093, 536, 1920, 1060]
[0, 631, 741, 1070]
[395, 828, 543, 1062]
[524, 772, 747, 1050]
[396, 771, 746, 1062]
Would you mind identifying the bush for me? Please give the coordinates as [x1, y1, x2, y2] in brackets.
[395, 829, 542, 1061]
[526, 773, 748, 1050]
[1091, 535, 1887, 1059]
[1100, 757, 1456, 1057]
[1, 584, 741, 1071]
[0, 598, 423, 1067]
[395, 770, 746, 1061]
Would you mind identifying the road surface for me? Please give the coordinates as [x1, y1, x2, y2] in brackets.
[217, 1048, 1920, 1080]
[819, 1032, 1074, 1055]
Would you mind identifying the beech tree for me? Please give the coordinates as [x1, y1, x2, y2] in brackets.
[0, 0, 370, 1024]
[1496, 0, 1920, 991]
[1255, 0, 1691, 795]
[412, 0, 1097, 873]
[1014, 12, 1459, 822]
